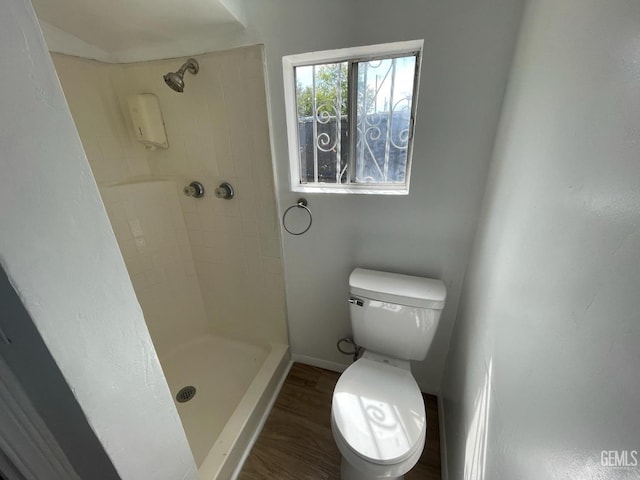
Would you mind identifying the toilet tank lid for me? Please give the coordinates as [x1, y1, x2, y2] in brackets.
[349, 268, 446, 309]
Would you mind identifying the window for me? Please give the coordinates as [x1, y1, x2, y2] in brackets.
[283, 40, 423, 194]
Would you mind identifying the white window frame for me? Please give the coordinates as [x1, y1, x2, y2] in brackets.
[283, 40, 424, 195]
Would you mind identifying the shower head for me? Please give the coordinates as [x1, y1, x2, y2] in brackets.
[163, 58, 199, 93]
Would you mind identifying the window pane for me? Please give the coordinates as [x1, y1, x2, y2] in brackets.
[355, 55, 416, 184]
[295, 63, 349, 184]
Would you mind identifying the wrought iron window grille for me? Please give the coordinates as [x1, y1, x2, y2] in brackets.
[283, 41, 423, 195]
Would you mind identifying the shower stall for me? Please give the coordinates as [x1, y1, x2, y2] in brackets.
[50, 46, 289, 478]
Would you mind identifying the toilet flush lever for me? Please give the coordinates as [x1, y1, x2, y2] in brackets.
[348, 296, 364, 307]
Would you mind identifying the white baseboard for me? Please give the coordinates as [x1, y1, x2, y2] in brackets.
[418, 383, 440, 396]
[438, 394, 448, 480]
[291, 353, 350, 373]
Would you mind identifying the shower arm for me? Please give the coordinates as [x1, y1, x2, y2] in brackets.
[177, 60, 198, 76]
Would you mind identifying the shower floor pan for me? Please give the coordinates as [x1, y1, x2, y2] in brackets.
[160, 334, 290, 479]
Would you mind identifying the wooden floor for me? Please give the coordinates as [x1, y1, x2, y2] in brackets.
[239, 363, 441, 479]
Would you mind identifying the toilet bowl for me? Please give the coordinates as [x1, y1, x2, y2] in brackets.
[331, 268, 446, 479]
[331, 353, 426, 480]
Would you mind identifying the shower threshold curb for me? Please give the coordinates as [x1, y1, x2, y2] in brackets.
[197, 344, 290, 480]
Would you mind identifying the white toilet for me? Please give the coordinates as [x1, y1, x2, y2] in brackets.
[331, 268, 446, 480]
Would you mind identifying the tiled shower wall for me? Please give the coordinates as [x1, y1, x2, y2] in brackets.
[101, 181, 208, 357]
[52, 46, 288, 349]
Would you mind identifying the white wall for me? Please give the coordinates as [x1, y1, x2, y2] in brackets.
[0, 1, 197, 478]
[41, 0, 526, 390]
[442, 0, 640, 478]
[254, 0, 525, 390]
[0, 267, 119, 479]
[39, 20, 112, 62]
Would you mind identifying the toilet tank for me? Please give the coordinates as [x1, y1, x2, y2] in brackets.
[349, 268, 446, 361]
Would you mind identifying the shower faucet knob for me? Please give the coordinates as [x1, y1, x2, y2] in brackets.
[214, 182, 234, 200]
[183, 181, 205, 198]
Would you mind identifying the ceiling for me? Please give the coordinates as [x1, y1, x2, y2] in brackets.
[31, 0, 246, 57]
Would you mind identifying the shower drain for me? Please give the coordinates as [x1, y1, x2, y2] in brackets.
[176, 386, 196, 403]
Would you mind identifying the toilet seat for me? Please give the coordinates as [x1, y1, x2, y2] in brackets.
[331, 357, 426, 466]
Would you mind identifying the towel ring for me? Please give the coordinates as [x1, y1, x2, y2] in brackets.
[282, 198, 312, 236]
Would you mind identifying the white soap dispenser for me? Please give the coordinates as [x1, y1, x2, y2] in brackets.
[127, 93, 168, 150]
